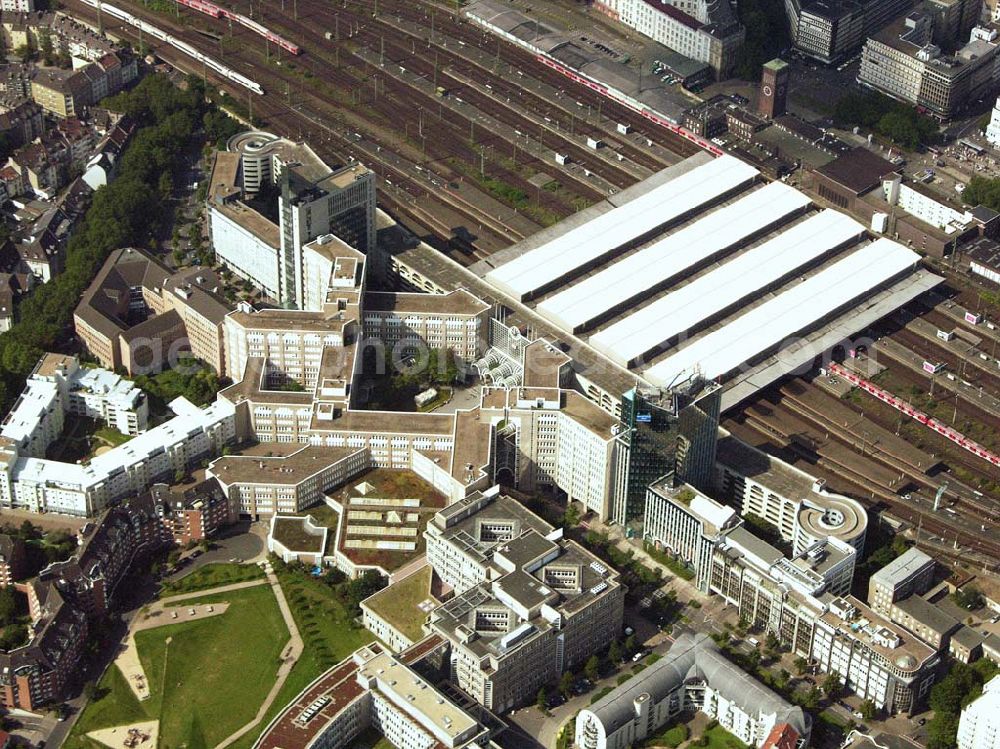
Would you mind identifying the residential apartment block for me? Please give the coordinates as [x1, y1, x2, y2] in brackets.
[426, 488, 624, 712]
[134, 479, 237, 546]
[30, 52, 136, 118]
[0, 353, 148, 459]
[0, 354, 235, 516]
[1, 501, 168, 710]
[0, 535, 25, 587]
[577, 633, 809, 749]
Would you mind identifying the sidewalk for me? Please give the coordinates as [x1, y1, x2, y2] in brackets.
[117, 600, 236, 701]
[215, 564, 303, 749]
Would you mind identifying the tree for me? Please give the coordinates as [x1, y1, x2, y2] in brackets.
[822, 672, 842, 698]
[800, 686, 822, 710]
[953, 587, 985, 611]
[624, 634, 636, 655]
[585, 654, 601, 682]
[609, 639, 623, 665]
[14, 42, 32, 63]
[38, 28, 54, 66]
[765, 632, 780, 652]
[859, 699, 877, 721]
[559, 671, 574, 699]
[777, 669, 790, 690]
[0, 587, 18, 626]
[82, 681, 101, 701]
[732, 0, 790, 80]
[794, 656, 809, 676]
[536, 686, 548, 711]
[18, 520, 39, 541]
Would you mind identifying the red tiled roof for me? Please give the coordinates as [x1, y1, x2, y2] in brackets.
[762, 723, 800, 749]
[256, 659, 366, 749]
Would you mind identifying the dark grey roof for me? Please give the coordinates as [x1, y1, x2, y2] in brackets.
[726, 526, 784, 566]
[966, 236, 1000, 270]
[896, 596, 958, 637]
[951, 625, 984, 650]
[585, 633, 808, 737]
[970, 205, 999, 223]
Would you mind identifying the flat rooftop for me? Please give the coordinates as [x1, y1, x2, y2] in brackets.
[361, 565, 436, 644]
[820, 596, 938, 670]
[716, 432, 868, 546]
[364, 289, 490, 316]
[871, 547, 934, 587]
[356, 647, 479, 746]
[209, 446, 362, 486]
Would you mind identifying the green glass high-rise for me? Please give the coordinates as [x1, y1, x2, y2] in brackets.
[611, 380, 721, 525]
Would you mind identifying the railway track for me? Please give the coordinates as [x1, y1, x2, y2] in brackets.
[225, 0, 644, 195]
[875, 329, 1000, 427]
[888, 313, 1000, 393]
[727, 386, 1000, 565]
[64, 0, 544, 259]
[356, 7, 671, 173]
[264, 0, 704, 160]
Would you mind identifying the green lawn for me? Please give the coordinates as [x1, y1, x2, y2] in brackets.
[160, 562, 265, 595]
[222, 564, 375, 749]
[65, 585, 288, 749]
[94, 426, 133, 448]
[701, 724, 749, 749]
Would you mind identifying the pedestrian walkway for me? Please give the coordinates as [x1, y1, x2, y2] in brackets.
[215, 563, 304, 749]
[115, 578, 270, 701]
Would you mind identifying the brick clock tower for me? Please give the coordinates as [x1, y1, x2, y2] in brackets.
[757, 59, 790, 119]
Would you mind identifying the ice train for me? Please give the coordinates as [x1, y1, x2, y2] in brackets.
[79, 0, 264, 94]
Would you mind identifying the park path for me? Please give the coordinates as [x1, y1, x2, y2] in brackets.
[116, 578, 270, 701]
[214, 564, 303, 749]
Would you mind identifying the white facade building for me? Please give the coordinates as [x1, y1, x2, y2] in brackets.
[883, 174, 974, 234]
[209, 202, 281, 299]
[0, 354, 235, 517]
[0, 354, 148, 459]
[576, 633, 810, 749]
[959, 675, 1000, 749]
[987, 97, 1000, 148]
[208, 133, 377, 309]
[595, 0, 745, 77]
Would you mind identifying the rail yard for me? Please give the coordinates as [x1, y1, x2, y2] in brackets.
[67, 0, 707, 261]
[63, 0, 1000, 569]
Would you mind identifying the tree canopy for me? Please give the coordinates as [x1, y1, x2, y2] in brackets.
[926, 660, 999, 749]
[0, 74, 238, 413]
[733, 0, 790, 80]
[833, 91, 939, 149]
